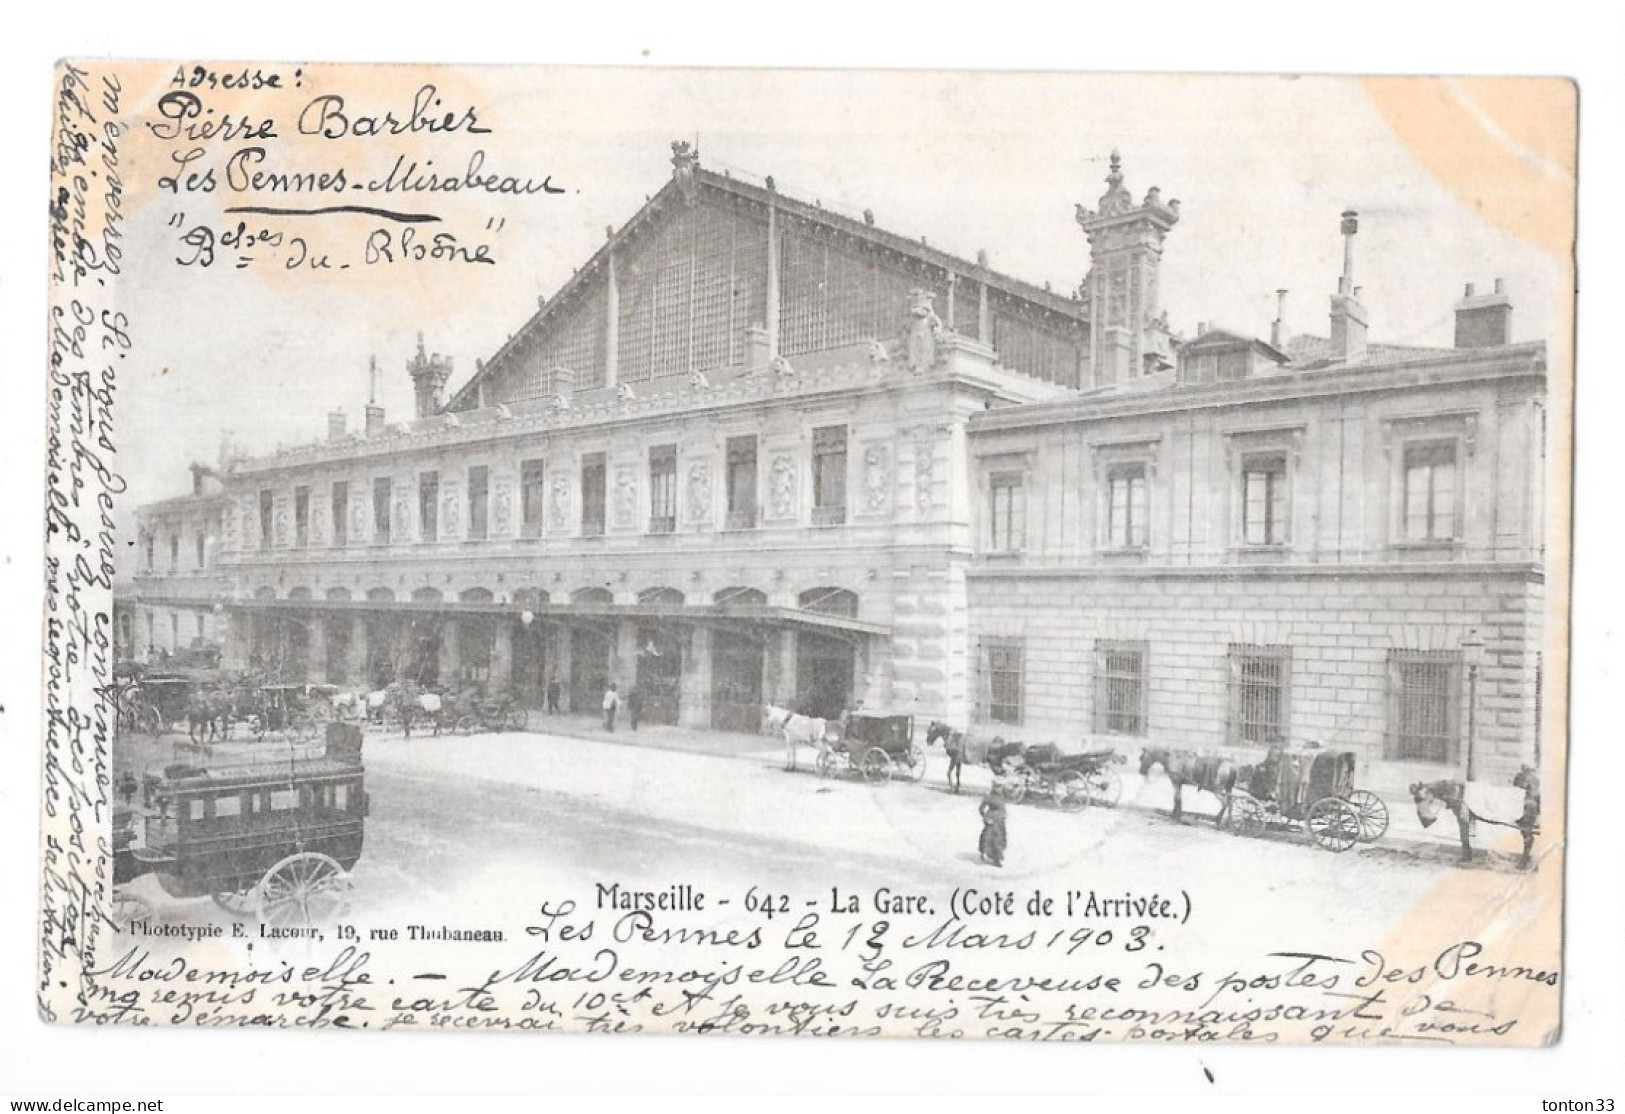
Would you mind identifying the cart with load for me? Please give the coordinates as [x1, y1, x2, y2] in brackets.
[1224, 746, 1389, 852]
[818, 710, 925, 784]
[989, 741, 1126, 810]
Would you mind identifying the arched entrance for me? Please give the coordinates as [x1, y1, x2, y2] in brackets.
[711, 587, 766, 732]
[569, 588, 615, 714]
[635, 587, 685, 725]
[797, 588, 859, 719]
[365, 587, 398, 687]
[511, 589, 550, 706]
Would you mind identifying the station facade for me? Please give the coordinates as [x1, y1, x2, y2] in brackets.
[121, 145, 1550, 787]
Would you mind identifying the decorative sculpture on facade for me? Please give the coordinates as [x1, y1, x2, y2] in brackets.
[686, 462, 712, 523]
[770, 355, 796, 379]
[549, 474, 571, 530]
[493, 485, 512, 535]
[310, 500, 325, 544]
[671, 140, 701, 204]
[442, 491, 460, 537]
[906, 289, 943, 373]
[614, 468, 637, 528]
[617, 382, 636, 401]
[914, 439, 935, 513]
[351, 502, 368, 541]
[273, 508, 289, 547]
[770, 456, 796, 519]
[867, 339, 891, 372]
[863, 445, 891, 511]
[689, 369, 711, 389]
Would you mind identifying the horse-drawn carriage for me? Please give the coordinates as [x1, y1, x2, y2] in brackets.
[817, 711, 926, 784]
[113, 726, 368, 926]
[113, 672, 195, 736]
[1225, 746, 1389, 852]
[245, 683, 336, 741]
[988, 740, 1126, 811]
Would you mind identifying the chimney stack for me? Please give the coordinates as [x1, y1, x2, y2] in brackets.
[1454, 278, 1513, 348]
[1271, 289, 1290, 349]
[1329, 210, 1368, 362]
[328, 409, 347, 442]
[364, 355, 386, 437]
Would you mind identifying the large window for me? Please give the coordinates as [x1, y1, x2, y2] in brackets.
[648, 445, 677, 533]
[812, 425, 847, 526]
[419, 472, 439, 542]
[169, 533, 180, 568]
[1107, 464, 1148, 549]
[1094, 640, 1148, 736]
[580, 454, 606, 536]
[520, 460, 545, 537]
[143, 532, 154, 570]
[985, 638, 1024, 726]
[1242, 453, 1288, 546]
[373, 477, 392, 544]
[294, 486, 310, 547]
[467, 465, 489, 540]
[726, 436, 757, 529]
[1385, 649, 1462, 764]
[1228, 644, 1291, 745]
[194, 532, 206, 568]
[989, 472, 1026, 551]
[1403, 441, 1457, 542]
[258, 489, 273, 550]
[331, 481, 348, 546]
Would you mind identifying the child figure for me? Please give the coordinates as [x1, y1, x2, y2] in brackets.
[979, 793, 1008, 868]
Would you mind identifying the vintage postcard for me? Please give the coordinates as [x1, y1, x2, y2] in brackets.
[41, 62, 1574, 1043]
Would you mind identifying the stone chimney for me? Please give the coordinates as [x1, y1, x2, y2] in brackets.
[1270, 289, 1290, 349]
[364, 356, 385, 438]
[1329, 210, 1368, 362]
[408, 332, 454, 418]
[1454, 278, 1513, 348]
[327, 410, 347, 441]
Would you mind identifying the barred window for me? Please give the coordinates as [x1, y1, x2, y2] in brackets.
[986, 638, 1024, 726]
[1242, 453, 1288, 546]
[420, 472, 439, 542]
[1228, 644, 1290, 745]
[520, 460, 545, 537]
[649, 445, 677, 533]
[989, 472, 1025, 551]
[1385, 649, 1462, 764]
[1107, 464, 1148, 549]
[373, 477, 392, 544]
[1403, 441, 1457, 542]
[294, 486, 310, 547]
[331, 482, 348, 546]
[1094, 640, 1148, 736]
[812, 425, 847, 525]
[581, 454, 606, 536]
[467, 466, 489, 541]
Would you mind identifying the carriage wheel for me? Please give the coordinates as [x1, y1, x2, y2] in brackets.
[211, 890, 260, 918]
[903, 744, 927, 782]
[1055, 772, 1089, 813]
[259, 852, 350, 928]
[1084, 767, 1124, 809]
[861, 747, 891, 784]
[1225, 794, 1268, 839]
[816, 748, 838, 779]
[507, 707, 529, 732]
[138, 705, 163, 736]
[1343, 790, 1390, 843]
[1306, 797, 1361, 853]
[455, 715, 479, 737]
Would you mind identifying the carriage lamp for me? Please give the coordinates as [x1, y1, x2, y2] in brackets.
[1461, 629, 1485, 782]
[520, 610, 535, 628]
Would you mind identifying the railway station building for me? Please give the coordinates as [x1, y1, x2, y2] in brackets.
[120, 144, 1550, 790]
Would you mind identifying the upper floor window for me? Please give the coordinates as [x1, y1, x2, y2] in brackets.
[373, 477, 393, 544]
[649, 445, 677, 534]
[812, 425, 848, 526]
[331, 481, 349, 547]
[989, 472, 1026, 552]
[726, 436, 758, 529]
[1107, 463, 1148, 549]
[467, 466, 490, 541]
[520, 460, 545, 538]
[580, 454, 606, 537]
[420, 472, 439, 542]
[194, 533, 206, 569]
[143, 532, 154, 570]
[1242, 452, 1288, 546]
[258, 490, 273, 551]
[1404, 441, 1457, 542]
[169, 533, 180, 568]
[294, 486, 310, 547]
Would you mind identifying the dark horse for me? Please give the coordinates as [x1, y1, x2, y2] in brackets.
[1410, 765, 1541, 869]
[1140, 746, 1276, 829]
[926, 721, 966, 793]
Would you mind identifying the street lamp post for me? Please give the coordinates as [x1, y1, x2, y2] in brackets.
[1461, 629, 1486, 783]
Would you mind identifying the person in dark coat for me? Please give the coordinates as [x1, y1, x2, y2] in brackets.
[979, 793, 1008, 868]
[626, 687, 643, 732]
[545, 674, 561, 714]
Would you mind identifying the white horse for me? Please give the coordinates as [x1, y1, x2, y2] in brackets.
[765, 704, 830, 771]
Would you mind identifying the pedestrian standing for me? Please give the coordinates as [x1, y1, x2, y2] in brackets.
[602, 682, 620, 732]
[627, 687, 642, 732]
[546, 674, 561, 714]
[978, 793, 1008, 868]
